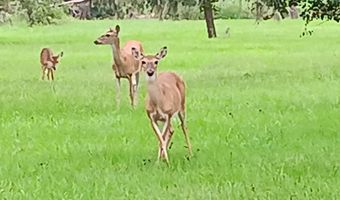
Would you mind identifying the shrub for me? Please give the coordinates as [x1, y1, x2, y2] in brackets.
[216, 0, 253, 19]
[19, 0, 66, 26]
[177, 4, 203, 20]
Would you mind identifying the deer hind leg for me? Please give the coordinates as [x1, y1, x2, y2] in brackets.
[135, 72, 140, 90]
[129, 73, 138, 107]
[178, 111, 192, 156]
[128, 76, 135, 108]
[41, 66, 46, 80]
[163, 123, 174, 149]
[132, 72, 139, 106]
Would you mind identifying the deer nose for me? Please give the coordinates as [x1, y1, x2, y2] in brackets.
[94, 40, 100, 45]
[147, 71, 154, 77]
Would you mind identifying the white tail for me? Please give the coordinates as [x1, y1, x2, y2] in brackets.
[132, 46, 192, 164]
[94, 25, 144, 108]
[40, 48, 63, 81]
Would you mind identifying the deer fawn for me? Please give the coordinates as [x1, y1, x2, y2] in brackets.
[131, 46, 192, 164]
[94, 25, 144, 108]
[40, 48, 63, 81]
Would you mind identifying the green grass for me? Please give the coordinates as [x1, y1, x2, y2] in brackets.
[0, 19, 340, 199]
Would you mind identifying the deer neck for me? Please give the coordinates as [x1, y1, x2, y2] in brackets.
[111, 39, 123, 67]
[147, 77, 163, 107]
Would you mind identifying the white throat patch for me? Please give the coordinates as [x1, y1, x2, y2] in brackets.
[146, 73, 156, 82]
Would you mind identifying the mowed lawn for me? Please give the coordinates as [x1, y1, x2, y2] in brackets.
[0, 19, 340, 199]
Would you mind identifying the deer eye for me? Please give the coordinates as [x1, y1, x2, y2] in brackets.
[105, 34, 111, 37]
[141, 61, 146, 65]
[154, 61, 158, 65]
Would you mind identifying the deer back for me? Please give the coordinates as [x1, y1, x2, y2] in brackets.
[121, 40, 144, 75]
[40, 48, 54, 66]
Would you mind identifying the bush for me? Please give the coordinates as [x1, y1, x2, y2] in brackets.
[177, 4, 203, 20]
[19, 0, 66, 26]
[216, 0, 253, 19]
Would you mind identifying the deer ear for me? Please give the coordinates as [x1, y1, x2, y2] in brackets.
[155, 46, 167, 60]
[115, 25, 120, 33]
[131, 47, 143, 60]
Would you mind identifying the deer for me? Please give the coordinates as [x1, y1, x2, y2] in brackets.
[131, 46, 192, 164]
[94, 25, 144, 108]
[40, 48, 63, 81]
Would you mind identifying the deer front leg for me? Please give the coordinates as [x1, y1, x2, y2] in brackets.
[149, 113, 169, 164]
[113, 64, 121, 107]
[47, 69, 51, 80]
[115, 77, 121, 107]
[159, 124, 174, 161]
[51, 69, 54, 81]
[150, 120, 167, 162]
[159, 115, 172, 161]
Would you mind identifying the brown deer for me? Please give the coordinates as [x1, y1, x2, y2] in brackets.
[40, 48, 63, 81]
[94, 25, 144, 108]
[131, 46, 192, 164]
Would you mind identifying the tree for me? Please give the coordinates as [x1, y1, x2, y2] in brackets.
[248, 0, 340, 34]
[200, 0, 217, 38]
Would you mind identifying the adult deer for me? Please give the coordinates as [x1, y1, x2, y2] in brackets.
[94, 25, 144, 108]
[40, 48, 63, 81]
[131, 46, 192, 164]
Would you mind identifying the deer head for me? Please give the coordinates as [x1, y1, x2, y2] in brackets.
[94, 25, 120, 45]
[52, 51, 63, 64]
[51, 51, 63, 70]
[131, 46, 167, 82]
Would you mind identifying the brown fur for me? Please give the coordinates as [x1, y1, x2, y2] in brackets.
[40, 48, 62, 81]
[94, 25, 144, 107]
[145, 72, 185, 116]
[131, 47, 192, 164]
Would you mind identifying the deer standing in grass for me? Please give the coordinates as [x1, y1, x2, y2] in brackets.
[94, 25, 144, 108]
[40, 48, 63, 81]
[131, 46, 192, 164]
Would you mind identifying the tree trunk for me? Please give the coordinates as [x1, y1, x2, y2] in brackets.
[88, 0, 92, 18]
[238, 0, 242, 19]
[203, 0, 216, 38]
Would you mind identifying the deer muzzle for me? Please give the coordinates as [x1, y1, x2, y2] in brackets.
[94, 40, 101, 45]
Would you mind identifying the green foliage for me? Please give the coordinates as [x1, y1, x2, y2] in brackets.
[88, 0, 236, 20]
[91, 2, 116, 19]
[177, 4, 203, 20]
[1, 20, 340, 198]
[300, 0, 340, 23]
[247, 0, 340, 24]
[216, 1, 252, 19]
[18, 0, 65, 26]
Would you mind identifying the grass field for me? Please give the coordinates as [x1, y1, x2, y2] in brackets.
[0, 19, 340, 199]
